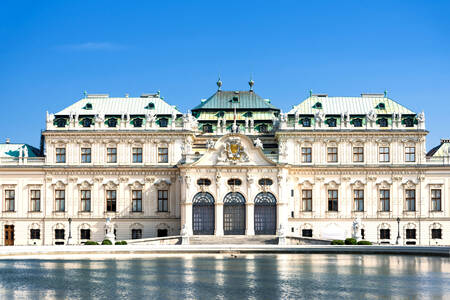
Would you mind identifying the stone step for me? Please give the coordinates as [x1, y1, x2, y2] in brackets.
[189, 235, 278, 245]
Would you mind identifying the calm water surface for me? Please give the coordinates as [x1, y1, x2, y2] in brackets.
[0, 254, 449, 299]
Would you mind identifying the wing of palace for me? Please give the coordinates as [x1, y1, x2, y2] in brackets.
[1, 79, 449, 246]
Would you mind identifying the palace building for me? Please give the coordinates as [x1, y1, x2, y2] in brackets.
[1, 79, 449, 246]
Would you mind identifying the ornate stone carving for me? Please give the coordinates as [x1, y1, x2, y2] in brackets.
[217, 137, 249, 164]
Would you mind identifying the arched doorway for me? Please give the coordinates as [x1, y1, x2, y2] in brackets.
[192, 192, 215, 235]
[223, 192, 246, 235]
[254, 192, 277, 235]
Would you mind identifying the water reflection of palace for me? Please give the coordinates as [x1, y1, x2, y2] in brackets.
[1, 79, 450, 245]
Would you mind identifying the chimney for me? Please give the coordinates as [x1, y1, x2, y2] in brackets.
[5, 138, 10, 144]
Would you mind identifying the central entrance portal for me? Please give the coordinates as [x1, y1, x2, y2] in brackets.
[254, 192, 277, 235]
[192, 192, 215, 235]
[223, 192, 246, 235]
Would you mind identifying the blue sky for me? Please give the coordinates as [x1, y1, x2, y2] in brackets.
[0, 1, 449, 148]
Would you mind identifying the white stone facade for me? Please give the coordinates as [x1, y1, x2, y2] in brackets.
[0, 91, 449, 246]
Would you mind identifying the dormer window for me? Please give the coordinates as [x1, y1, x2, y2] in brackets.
[81, 118, 92, 128]
[145, 102, 155, 109]
[202, 124, 213, 133]
[327, 118, 337, 127]
[376, 102, 386, 110]
[133, 118, 143, 128]
[301, 118, 311, 127]
[83, 103, 93, 110]
[352, 118, 363, 127]
[404, 117, 414, 127]
[312, 102, 322, 109]
[55, 118, 66, 128]
[244, 111, 253, 118]
[107, 118, 117, 128]
[197, 179, 211, 186]
[258, 178, 273, 186]
[227, 178, 242, 186]
[217, 111, 225, 118]
[158, 118, 168, 128]
[231, 96, 239, 103]
[378, 117, 388, 127]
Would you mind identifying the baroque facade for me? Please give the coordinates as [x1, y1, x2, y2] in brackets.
[1, 81, 450, 246]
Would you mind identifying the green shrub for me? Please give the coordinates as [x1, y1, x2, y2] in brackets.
[345, 238, 357, 245]
[331, 240, 344, 245]
[120, 241, 127, 245]
[85, 240, 98, 245]
[114, 241, 121, 245]
[357, 240, 372, 245]
[102, 239, 113, 245]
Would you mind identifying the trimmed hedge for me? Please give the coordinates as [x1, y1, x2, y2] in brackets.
[331, 240, 345, 245]
[102, 239, 113, 245]
[345, 238, 357, 245]
[85, 241, 98, 245]
[357, 240, 372, 245]
[115, 241, 128, 245]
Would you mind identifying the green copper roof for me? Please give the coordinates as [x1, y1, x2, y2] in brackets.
[192, 91, 279, 111]
[288, 95, 416, 115]
[0, 144, 42, 158]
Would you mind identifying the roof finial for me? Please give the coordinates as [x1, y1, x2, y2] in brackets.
[83, 91, 87, 98]
[384, 89, 388, 98]
[248, 74, 254, 91]
[309, 89, 313, 97]
[216, 75, 222, 91]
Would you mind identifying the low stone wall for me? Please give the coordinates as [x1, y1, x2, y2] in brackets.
[125, 236, 182, 245]
[285, 236, 331, 245]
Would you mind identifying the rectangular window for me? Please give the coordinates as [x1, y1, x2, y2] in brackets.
[158, 147, 168, 163]
[81, 148, 91, 163]
[405, 147, 416, 162]
[432, 229, 442, 239]
[354, 189, 364, 212]
[55, 190, 65, 212]
[431, 189, 442, 211]
[30, 190, 40, 212]
[406, 229, 416, 239]
[56, 148, 66, 163]
[380, 229, 390, 239]
[132, 147, 143, 163]
[353, 147, 364, 162]
[158, 190, 168, 212]
[106, 190, 117, 212]
[30, 229, 40, 240]
[132, 190, 142, 212]
[301, 147, 312, 163]
[328, 190, 338, 211]
[55, 229, 65, 240]
[405, 189, 416, 211]
[81, 190, 91, 212]
[302, 189, 312, 212]
[80, 229, 91, 240]
[5, 190, 15, 212]
[302, 229, 313, 237]
[327, 147, 338, 163]
[380, 189, 390, 212]
[132, 229, 142, 239]
[379, 147, 390, 162]
[107, 148, 117, 163]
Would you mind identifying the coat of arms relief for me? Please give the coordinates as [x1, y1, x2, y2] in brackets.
[217, 137, 249, 164]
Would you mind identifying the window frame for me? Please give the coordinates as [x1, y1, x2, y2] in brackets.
[56, 147, 66, 163]
[327, 189, 338, 212]
[107, 147, 117, 163]
[353, 189, 364, 212]
[327, 147, 338, 163]
[55, 229, 65, 240]
[132, 147, 143, 163]
[106, 190, 117, 212]
[405, 189, 416, 211]
[81, 147, 92, 163]
[301, 147, 312, 163]
[431, 228, 442, 239]
[80, 229, 91, 240]
[157, 190, 169, 212]
[406, 228, 416, 239]
[132, 229, 142, 239]
[353, 146, 364, 163]
[30, 189, 41, 212]
[380, 229, 390, 239]
[405, 146, 416, 162]
[379, 146, 390, 163]
[302, 189, 312, 212]
[4, 189, 15, 212]
[132, 190, 143, 212]
[80, 190, 91, 212]
[380, 189, 390, 212]
[431, 189, 442, 212]
[30, 229, 40, 240]
[158, 147, 169, 163]
[55, 189, 65, 212]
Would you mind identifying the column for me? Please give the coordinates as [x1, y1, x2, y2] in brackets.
[215, 203, 224, 236]
[246, 203, 254, 235]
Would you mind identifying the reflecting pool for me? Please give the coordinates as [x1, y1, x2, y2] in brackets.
[0, 254, 449, 299]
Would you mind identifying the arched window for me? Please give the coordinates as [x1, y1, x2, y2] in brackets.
[55, 118, 66, 128]
[197, 179, 211, 186]
[133, 118, 143, 128]
[404, 117, 414, 127]
[312, 102, 322, 109]
[81, 118, 92, 128]
[258, 178, 273, 186]
[203, 124, 213, 133]
[83, 103, 93, 110]
[254, 192, 277, 205]
[227, 178, 242, 186]
[258, 124, 268, 133]
[193, 192, 215, 204]
[327, 118, 337, 127]
[301, 118, 311, 127]
[352, 118, 363, 127]
[159, 118, 168, 128]
[145, 102, 155, 109]
[378, 117, 388, 127]
[107, 118, 117, 128]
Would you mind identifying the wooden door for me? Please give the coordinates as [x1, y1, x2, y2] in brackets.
[4, 225, 14, 246]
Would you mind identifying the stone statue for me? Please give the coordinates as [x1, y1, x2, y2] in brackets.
[417, 111, 425, 122]
[352, 217, 362, 241]
[367, 110, 377, 122]
[254, 138, 263, 149]
[19, 146, 24, 158]
[206, 139, 215, 150]
[95, 113, 104, 124]
[46, 111, 55, 124]
[315, 111, 325, 123]
[280, 113, 287, 123]
[231, 122, 238, 133]
[23, 145, 28, 158]
[104, 217, 116, 244]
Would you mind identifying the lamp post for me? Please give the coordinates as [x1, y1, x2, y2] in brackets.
[396, 217, 401, 245]
[68, 217, 73, 245]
